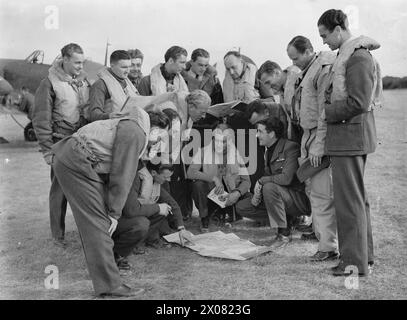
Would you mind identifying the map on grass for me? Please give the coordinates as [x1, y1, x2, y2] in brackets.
[163, 231, 272, 261]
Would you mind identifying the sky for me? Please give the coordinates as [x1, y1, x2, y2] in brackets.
[0, 0, 406, 79]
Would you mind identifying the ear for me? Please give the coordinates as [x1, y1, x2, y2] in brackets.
[334, 25, 342, 34]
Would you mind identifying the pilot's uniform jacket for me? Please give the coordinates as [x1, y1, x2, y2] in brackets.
[33, 59, 90, 240]
[33, 59, 90, 162]
[88, 68, 139, 122]
[291, 51, 338, 253]
[51, 109, 149, 295]
[223, 58, 260, 104]
[324, 35, 383, 275]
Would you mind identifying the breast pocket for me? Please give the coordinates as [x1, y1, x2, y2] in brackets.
[326, 115, 364, 152]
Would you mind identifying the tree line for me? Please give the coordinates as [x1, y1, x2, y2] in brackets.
[382, 76, 407, 90]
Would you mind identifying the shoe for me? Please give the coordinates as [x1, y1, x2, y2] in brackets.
[100, 284, 144, 298]
[331, 260, 367, 277]
[201, 217, 209, 232]
[132, 246, 146, 255]
[145, 238, 172, 249]
[309, 250, 339, 262]
[270, 233, 291, 249]
[226, 213, 243, 223]
[301, 232, 318, 241]
[115, 256, 131, 271]
[297, 223, 313, 233]
[53, 237, 68, 248]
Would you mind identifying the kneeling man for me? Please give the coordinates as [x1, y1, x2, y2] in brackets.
[236, 117, 310, 248]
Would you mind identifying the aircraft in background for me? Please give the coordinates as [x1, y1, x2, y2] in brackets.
[0, 50, 104, 141]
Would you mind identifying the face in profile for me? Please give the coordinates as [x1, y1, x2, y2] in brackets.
[318, 25, 341, 51]
[111, 59, 131, 79]
[287, 46, 313, 71]
[256, 123, 274, 147]
[224, 55, 244, 80]
[189, 103, 208, 122]
[168, 55, 187, 74]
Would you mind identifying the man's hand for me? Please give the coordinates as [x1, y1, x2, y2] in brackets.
[179, 228, 194, 247]
[225, 191, 240, 207]
[212, 176, 224, 195]
[109, 111, 130, 119]
[158, 203, 172, 216]
[309, 153, 322, 168]
[108, 216, 118, 236]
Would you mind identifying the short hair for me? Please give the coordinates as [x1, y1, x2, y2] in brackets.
[127, 49, 144, 60]
[162, 108, 181, 123]
[257, 60, 282, 78]
[61, 43, 83, 58]
[146, 161, 174, 173]
[110, 50, 131, 64]
[148, 111, 170, 129]
[246, 100, 268, 118]
[318, 9, 348, 32]
[191, 48, 210, 62]
[186, 90, 211, 109]
[224, 51, 241, 60]
[288, 36, 314, 54]
[164, 46, 188, 63]
[256, 117, 285, 139]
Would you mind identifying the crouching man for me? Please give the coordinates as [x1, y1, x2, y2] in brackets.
[187, 123, 251, 232]
[51, 107, 167, 298]
[235, 117, 310, 249]
[120, 161, 191, 252]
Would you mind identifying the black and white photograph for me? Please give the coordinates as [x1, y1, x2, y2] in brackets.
[0, 0, 406, 304]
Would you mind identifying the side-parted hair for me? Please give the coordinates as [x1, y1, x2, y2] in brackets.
[317, 9, 348, 32]
[246, 100, 268, 118]
[186, 90, 211, 108]
[127, 48, 144, 60]
[287, 36, 314, 54]
[61, 43, 83, 58]
[162, 108, 181, 123]
[191, 48, 210, 61]
[148, 111, 170, 129]
[257, 60, 282, 78]
[110, 50, 131, 64]
[164, 46, 188, 63]
[256, 117, 285, 139]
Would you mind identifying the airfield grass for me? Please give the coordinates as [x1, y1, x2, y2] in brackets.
[0, 90, 406, 300]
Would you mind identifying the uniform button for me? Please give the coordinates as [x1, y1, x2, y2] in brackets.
[342, 120, 346, 123]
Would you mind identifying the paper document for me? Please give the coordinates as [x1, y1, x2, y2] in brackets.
[207, 187, 229, 208]
[163, 231, 272, 261]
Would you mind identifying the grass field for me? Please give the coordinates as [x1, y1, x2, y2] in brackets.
[0, 89, 406, 300]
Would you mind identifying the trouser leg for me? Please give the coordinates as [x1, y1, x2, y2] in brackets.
[170, 164, 193, 218]
[310, 167, 337, 252]
[191, 180, 216, 218]
[235, 193, 269, 223]
[262, 182, 296, 229]
[53, 158, 122, 295]
[331, 155, 370, 275]
[49, 167, 68, 239]
[113, 216, 150, 257]
[146, 213, 167, 242]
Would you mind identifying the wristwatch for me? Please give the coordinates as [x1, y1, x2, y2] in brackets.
[178, 226, 185, 231]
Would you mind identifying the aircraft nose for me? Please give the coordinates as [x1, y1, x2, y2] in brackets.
[0, 77, 13, 96]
